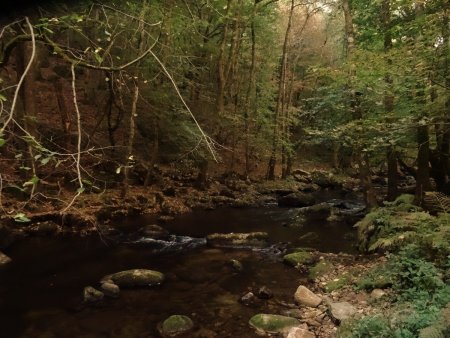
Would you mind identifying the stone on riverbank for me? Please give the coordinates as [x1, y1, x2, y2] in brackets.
[160, 315, 194, 337]
[101, 269, 164, 287]
[328, 301, 357, 323]
[139, 224, 170, 240]
[249, 314, 300, 335]
[294, 286, 322, 308]
[207, 232, 268, 248]
[286, 326, 316, 338]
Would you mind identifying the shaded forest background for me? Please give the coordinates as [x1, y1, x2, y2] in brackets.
[0, 0, 448, 215]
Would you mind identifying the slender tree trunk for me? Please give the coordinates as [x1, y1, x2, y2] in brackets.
[415, 121, 432, 203]
[267, 0, 294, 180]
[387, 147, 398, 200]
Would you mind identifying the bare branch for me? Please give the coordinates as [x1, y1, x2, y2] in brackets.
[0, 17, 35, 134]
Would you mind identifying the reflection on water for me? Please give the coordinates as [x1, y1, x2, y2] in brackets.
[0, 206, 359, 337]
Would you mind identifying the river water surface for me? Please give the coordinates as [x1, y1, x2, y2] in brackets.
[0, 205, 360, 338]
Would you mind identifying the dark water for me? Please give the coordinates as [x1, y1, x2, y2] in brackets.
[0, 206, 358, 338]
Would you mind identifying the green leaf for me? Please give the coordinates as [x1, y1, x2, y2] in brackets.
[0, 93, 7, 102]
[13, 213, 31, 223]
[23, 175, 40, 187]
[77, 186, 85, 194]
[0, 138, 5, 147]
[40, 157, 52, 165]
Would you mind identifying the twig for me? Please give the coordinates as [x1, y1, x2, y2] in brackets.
[149, 50, 218, 162]
[0, 17, 35, 134]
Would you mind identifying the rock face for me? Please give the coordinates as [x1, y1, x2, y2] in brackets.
[286, 326, 316, 338]
[0, 251, 12, 266]
[83, 286, 104, 303]
[249, 314, 300, 335]
[283, 251, 314, 267]
[139, 224, 170, 240]
[101, 269, 165, 287]
[278, 192, 315, 207]
[206, 232, 268, 248]
[160, 315, 194, 337]
[294, 286, 322, 308]
[328, 302, 357, 323]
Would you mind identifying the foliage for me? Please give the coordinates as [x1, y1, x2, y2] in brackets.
[355, 195, 450, 262]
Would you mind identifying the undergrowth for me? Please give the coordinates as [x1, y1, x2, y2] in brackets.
[342, 196, 450, 338]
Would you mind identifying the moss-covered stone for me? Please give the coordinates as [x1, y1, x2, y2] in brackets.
[101, 269, 164, 287]
[309, 260, 334, 279]
[161, 315, 194, 337]
[249, 314, 299, 335]
[207, 232, 268, 248]
[283, 251, 314, 267]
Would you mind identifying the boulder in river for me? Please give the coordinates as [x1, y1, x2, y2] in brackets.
[138, 224, 170, 240]
[297, 203, 331, 219]
[83, 286, 104, 303]
[294, 286, 322, 308]
[207, 232, 268, 248]
[159, 315, 194, 337]
[101, 269, 164, 287]
[278, 192, 315, 207]
[101, 281, 120, 298]
[249, 314, 300, 335]
[0, 251, 12, 266]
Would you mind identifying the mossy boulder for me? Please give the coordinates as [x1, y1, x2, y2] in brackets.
[249, 314, 299, 335]
[283, 251, 314, 267]
[309, 260, 334, 280]
[160, 315, 194, 337]
[207, 232, 268, 248]
[101, 269, 164, 287]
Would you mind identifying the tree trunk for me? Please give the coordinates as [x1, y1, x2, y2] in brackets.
[387, 147, 398, 201]
[267, 0, 294, 180]
[415, 122, 432, 203]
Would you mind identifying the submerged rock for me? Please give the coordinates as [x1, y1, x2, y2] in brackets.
[101, 281, 120, 298]
[207, 232, 268, 248]
[101, 269, 164, 287]
[257, 286, 273, 300]
[294, 286, 322, 308]
[0, 251, 12, 266]
[83, 286, 104, 303]
[328, 301, 357, 323]
[229, 259, 243, 272]
[278, 192, 315, 207]
[240, 292, 262, 307]
[249, 314, 299, 335]
[160, 315, 194, 337]
[26, 221, 61, 236]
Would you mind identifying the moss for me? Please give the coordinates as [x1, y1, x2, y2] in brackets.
[324, 275, 350, 292]
[162, 315, 194, 336]
[309, 260, 334, 279]
[249, 314, 299, 334]
[283, 251, 314, 267]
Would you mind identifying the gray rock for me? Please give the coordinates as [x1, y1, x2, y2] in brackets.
[249, 314, 300, 335]
[282, 309, 303, 319]
[101, 281, 120, 298]
[160, 315, 194, 337]
[206, 232, 268, 248]
[101, 269, 164, 287]
[278, 192, 315, 207]
[0, 251, 12, 266]
[286, 326, 316, 338]
[83, 286, 104, 303]
[328, 302, 357, 323]
[294, 286, 322, 308]
[240, 292, 261, 307]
